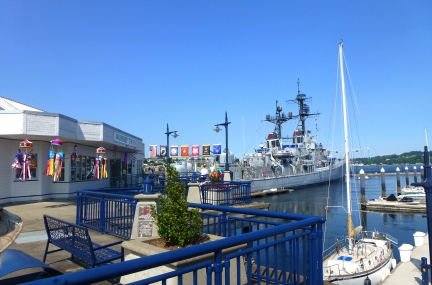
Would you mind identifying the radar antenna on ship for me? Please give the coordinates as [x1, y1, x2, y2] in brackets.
[286, 79, 320, 136]
[263, 100, 295, 140]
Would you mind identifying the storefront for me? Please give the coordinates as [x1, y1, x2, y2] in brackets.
[0, 97, 144, 203]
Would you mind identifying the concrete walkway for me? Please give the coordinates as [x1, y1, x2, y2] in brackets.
[382, 234, 431, 285]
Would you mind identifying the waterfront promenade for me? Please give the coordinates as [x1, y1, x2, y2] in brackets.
[2, 198, 431, 284]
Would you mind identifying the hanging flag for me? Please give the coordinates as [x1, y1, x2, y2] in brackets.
[149, 145, 157, 158]
[192, 145, 200, 157]
[181, 145, 189, 158]
[202, 144, 211, 156]
[133, 151, 136, 167]
[170, 145, 178, 158]
[160, 145, 167, 157]
[213, 144, 222, 155]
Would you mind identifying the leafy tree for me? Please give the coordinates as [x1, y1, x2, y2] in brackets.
[151, 164, 202, 247]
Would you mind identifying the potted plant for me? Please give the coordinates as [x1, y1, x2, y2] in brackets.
[120, 165, 246, 284]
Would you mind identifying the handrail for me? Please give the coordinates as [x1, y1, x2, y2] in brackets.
[26, 217, 323, 285]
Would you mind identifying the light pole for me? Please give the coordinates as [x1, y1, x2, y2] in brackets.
[165, 123, 178, 165]
[214, 112, 231, 181]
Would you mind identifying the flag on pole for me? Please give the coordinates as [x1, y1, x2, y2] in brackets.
[160, 145, 167, 157]
[202, 144, 210, 156]
[181, 145, 189, 158]
[149, 145, 157, 158]
[192, 145, 200, 157]
[170, 145, 178, 158]
[213, 144, 222, 155]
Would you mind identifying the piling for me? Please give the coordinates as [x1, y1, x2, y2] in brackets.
[396, 167, 401, 195]
[360, 169, 366, 208]
[405, 166, 409, 187]
[380, 167, 386, 198]
[414, 166, 418, 183]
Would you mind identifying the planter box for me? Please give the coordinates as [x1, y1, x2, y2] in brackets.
[121, 234, 246, 285]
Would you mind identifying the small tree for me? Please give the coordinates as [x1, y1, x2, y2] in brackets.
[151, 164, 202, 247]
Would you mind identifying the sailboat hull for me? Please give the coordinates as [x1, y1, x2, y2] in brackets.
[325, 254, 393, 285]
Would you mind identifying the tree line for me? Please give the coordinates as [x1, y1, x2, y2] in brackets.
[352, 151, 432, 165]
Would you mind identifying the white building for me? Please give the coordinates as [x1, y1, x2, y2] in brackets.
[0, 96, 144, 203]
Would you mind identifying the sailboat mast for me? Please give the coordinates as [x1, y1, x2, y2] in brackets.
[339, 42, 352, 214]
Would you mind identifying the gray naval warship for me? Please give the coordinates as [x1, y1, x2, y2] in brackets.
[229, 81, 345, 192]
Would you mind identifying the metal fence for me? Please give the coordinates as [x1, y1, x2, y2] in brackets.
[29, 201, 325, 285]
[201, 181, 251, 205]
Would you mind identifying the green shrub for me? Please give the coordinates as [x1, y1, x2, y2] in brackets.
[151, 164, 202, 247]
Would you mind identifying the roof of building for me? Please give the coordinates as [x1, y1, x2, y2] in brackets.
[0, 96, 44, 112]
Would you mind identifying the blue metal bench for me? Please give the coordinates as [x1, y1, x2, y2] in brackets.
[43, 214, 124, 268]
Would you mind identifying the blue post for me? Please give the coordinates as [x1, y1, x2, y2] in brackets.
[142, 178, 154, 194]
[191, 172, 197, 183]
[412, 146, 432, 282]
[421, 257, 430, 285]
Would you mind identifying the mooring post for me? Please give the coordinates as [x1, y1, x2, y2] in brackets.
[412, 146, 432, 283]
[414, 166, 418, 183]
[396, 167, 401, 195]
[421, 257, 430, 285]
[405, 166, 410, 188]
[380, 167, 386, 198]
[360, 169, 366, 208]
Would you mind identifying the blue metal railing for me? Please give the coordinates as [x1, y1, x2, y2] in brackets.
[27, 207, 325, 285]
[76, 182, 251, 238]
[201, 181, 251, 205]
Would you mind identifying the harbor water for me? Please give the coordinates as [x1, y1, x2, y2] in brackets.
[252, 174, 428, 262]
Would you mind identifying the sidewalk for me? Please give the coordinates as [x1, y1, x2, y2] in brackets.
[382, 234, 431, 285]
[2, 199, 127, 284]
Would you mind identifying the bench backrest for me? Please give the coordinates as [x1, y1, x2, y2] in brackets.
[43, 214, 95, 260]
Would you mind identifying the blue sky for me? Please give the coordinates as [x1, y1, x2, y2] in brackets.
[1, 1, 431, 159]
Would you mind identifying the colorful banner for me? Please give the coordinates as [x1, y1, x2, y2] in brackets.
[213, 143, 222, 155]
[170, 145, 178, 158]
[191, 145, 200, 157]
[202, 144, 210, 156]
[149, 145, 157, 158]
[160, 145, 167, 157]
[181, 145, 189, 158]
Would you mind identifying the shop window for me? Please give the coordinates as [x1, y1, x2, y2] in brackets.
[71, 155, 108, 181]
[14, 153, 38, 180]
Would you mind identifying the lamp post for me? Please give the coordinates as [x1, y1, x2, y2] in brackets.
[165, 123, 178, 165]
[214, 112, 231, 181]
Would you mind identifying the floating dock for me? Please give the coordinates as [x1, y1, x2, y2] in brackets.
[251, 188, 294, 198]
[360, 200, 426, 213]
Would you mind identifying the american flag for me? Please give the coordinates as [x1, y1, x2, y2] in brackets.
[149, 145, 157, 158]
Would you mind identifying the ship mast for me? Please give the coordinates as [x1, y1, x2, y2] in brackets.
[287, 79, 320, 136]
[263, 100, 292, 140]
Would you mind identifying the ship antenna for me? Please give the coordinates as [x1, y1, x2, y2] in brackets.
[297, 78, 300, 95]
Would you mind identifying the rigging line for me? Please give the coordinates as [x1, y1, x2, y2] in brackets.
[343, 51, 370, 158]
[323, 51, 343, 249]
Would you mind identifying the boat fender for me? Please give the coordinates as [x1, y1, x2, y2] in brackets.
[391, 258, 397, 269]
[364, 276, 371, 285]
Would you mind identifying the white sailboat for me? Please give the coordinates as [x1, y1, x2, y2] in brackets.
[322, 42, 397, 285]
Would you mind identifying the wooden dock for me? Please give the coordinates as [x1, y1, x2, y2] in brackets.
[360, 200, 426, 213]
[251, 188, 294, 198]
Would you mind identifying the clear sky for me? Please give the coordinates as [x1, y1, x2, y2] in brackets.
[1, 1, 431, 159]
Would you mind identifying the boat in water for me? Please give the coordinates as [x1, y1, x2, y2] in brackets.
[322, 42, 397, 285]
[229, 81, 345, 192]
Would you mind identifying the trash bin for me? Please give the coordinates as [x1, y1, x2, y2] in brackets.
[398, 243, 413, 262]
[413, 231, 426, 247]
